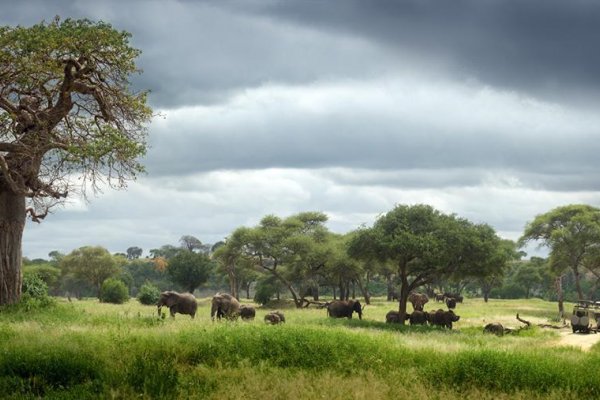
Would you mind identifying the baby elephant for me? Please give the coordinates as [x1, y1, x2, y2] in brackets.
[240, 305, 256, 321]
[483, 323, 505, 336]
[264, 311, 285, 324]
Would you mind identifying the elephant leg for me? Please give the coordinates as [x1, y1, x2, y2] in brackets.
[170, 307, 176, 318]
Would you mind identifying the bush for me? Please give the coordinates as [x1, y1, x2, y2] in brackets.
[23, 264, 61, 294]
[137, 282, 160, 305]
[22, 273, 48, 299]
[253, 280, 277, 305]
[99, 278, 129, 304]
[20, 274, 54, 310]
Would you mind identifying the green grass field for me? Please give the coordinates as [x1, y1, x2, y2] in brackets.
[0, 296, 598, 399]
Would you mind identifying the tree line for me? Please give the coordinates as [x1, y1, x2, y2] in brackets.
[23, 203, 600, 320]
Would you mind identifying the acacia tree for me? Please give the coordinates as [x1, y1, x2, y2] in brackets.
[349, 204, 505, 323]
[236, 211, 330, 308]
[0, 18, 151, 304]
[519, 204, 600, 300]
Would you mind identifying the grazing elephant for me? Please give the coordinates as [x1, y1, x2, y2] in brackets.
[445, 297, 457, 309]
[272, 310, 285, 323]
[430, 309, 460, 329]
[408, 310, 429, 325]
[239, 305, 256, 321]
[264, 312, 284, 324]
[435, 293, 445, 302]
[483, 323, 505, 336]
[408, 292, 429, 311]
[157, 291, 197, 319]
[327, 300, 363, 320]
[211, 292, 241, 321]
[385, 310, 408, 324]
[444, 292, 464, 303]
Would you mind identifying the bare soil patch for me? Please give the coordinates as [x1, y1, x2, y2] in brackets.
[557, 330, 600, 351]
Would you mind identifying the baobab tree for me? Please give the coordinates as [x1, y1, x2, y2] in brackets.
[0, 18, 151, 304]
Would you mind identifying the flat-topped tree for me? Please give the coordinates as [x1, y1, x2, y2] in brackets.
[348, 204, 508, 324]
[0, 18, 152, 305]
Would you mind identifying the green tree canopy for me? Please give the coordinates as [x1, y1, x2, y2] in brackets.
[232, 211, 331, 308]
[349, 204, 506, 323]
[59, 246, 121, 297]
[0, 18, 151, 304]
[519, 204, 600, 300]
[166, 250, 214, 293]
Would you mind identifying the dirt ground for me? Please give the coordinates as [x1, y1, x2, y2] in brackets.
[557, 329, 600, 351]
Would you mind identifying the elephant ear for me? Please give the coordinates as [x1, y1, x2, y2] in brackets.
[165, 292, 178, 307]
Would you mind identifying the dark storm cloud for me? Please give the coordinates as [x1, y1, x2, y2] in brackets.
[3, 1, 600, 109]
[245, 0, 600, 108]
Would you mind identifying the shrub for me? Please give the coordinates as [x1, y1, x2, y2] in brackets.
[22, 273, 48, 299]
[137, 282, 160, 305]
[23, 264, 61, 293]
[99, 278, 129, 304]
[20, 274, 54, 310]
[254, 278, 278, 305]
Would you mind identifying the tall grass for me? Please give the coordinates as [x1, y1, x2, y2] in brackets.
[0, 297, 595, 398]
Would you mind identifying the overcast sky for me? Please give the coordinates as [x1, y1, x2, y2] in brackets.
[4, 0, 600, 259]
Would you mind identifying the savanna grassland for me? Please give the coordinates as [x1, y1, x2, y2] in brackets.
[1, 297, 599, 399]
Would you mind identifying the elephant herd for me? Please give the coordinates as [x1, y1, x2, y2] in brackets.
[386, 291, 462, 329]
[157, 291, 285, 325]
[156, 290, 461, 329]
[386, 309, 460, 329]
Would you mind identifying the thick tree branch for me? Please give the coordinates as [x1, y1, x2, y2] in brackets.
[0, 154, 25, 194]
[26, 207, 48, 223]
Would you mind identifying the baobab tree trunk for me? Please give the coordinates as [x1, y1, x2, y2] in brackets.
[0, 189, 25, 305]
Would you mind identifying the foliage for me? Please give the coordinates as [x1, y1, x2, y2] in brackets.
[21, 273, 48, 300]
[0, 17, 152, 205]
[59, 246, 122, 297]
[232, 211, 332, 307]
[22, 263, 61, 293]
[137, 282, 161, 305]
[179, 235, 210, 253]
[349, 204, 508, 320]
[17, 273, 54, 310]
[99, 278, 129, 304]
[253, 277, 279, 305]
[166, 249, 214, 293]
[520, 204, 600, 300]
[126, 246, 143, 260]
[123, 258, 174, 294]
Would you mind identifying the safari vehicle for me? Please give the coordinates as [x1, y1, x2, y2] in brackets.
[571, 300, 600, 333]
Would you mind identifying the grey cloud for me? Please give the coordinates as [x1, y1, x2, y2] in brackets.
[144, 83, 600, 192]
[4, 1, 599, 109]
[247, 0, 600, 109]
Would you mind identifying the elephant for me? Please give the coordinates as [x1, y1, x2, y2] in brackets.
[408, 292, 429, 311]
[272, 310, 285, 323]
[327, 300, 363, 320]
[157, 291, 197, 319]
[211, 292, 241, 321]
[429, 309, 460, 329]
[435, 293, 445, 302]
[408, 310, 429, 325]
[483, 323, 505, 336]
[385, 310, 408, 324]
[264, 312, 284, 324]
[444, 292, 463, 303]
[239, 305, 256, 321]
[445, 297, 457, 309]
